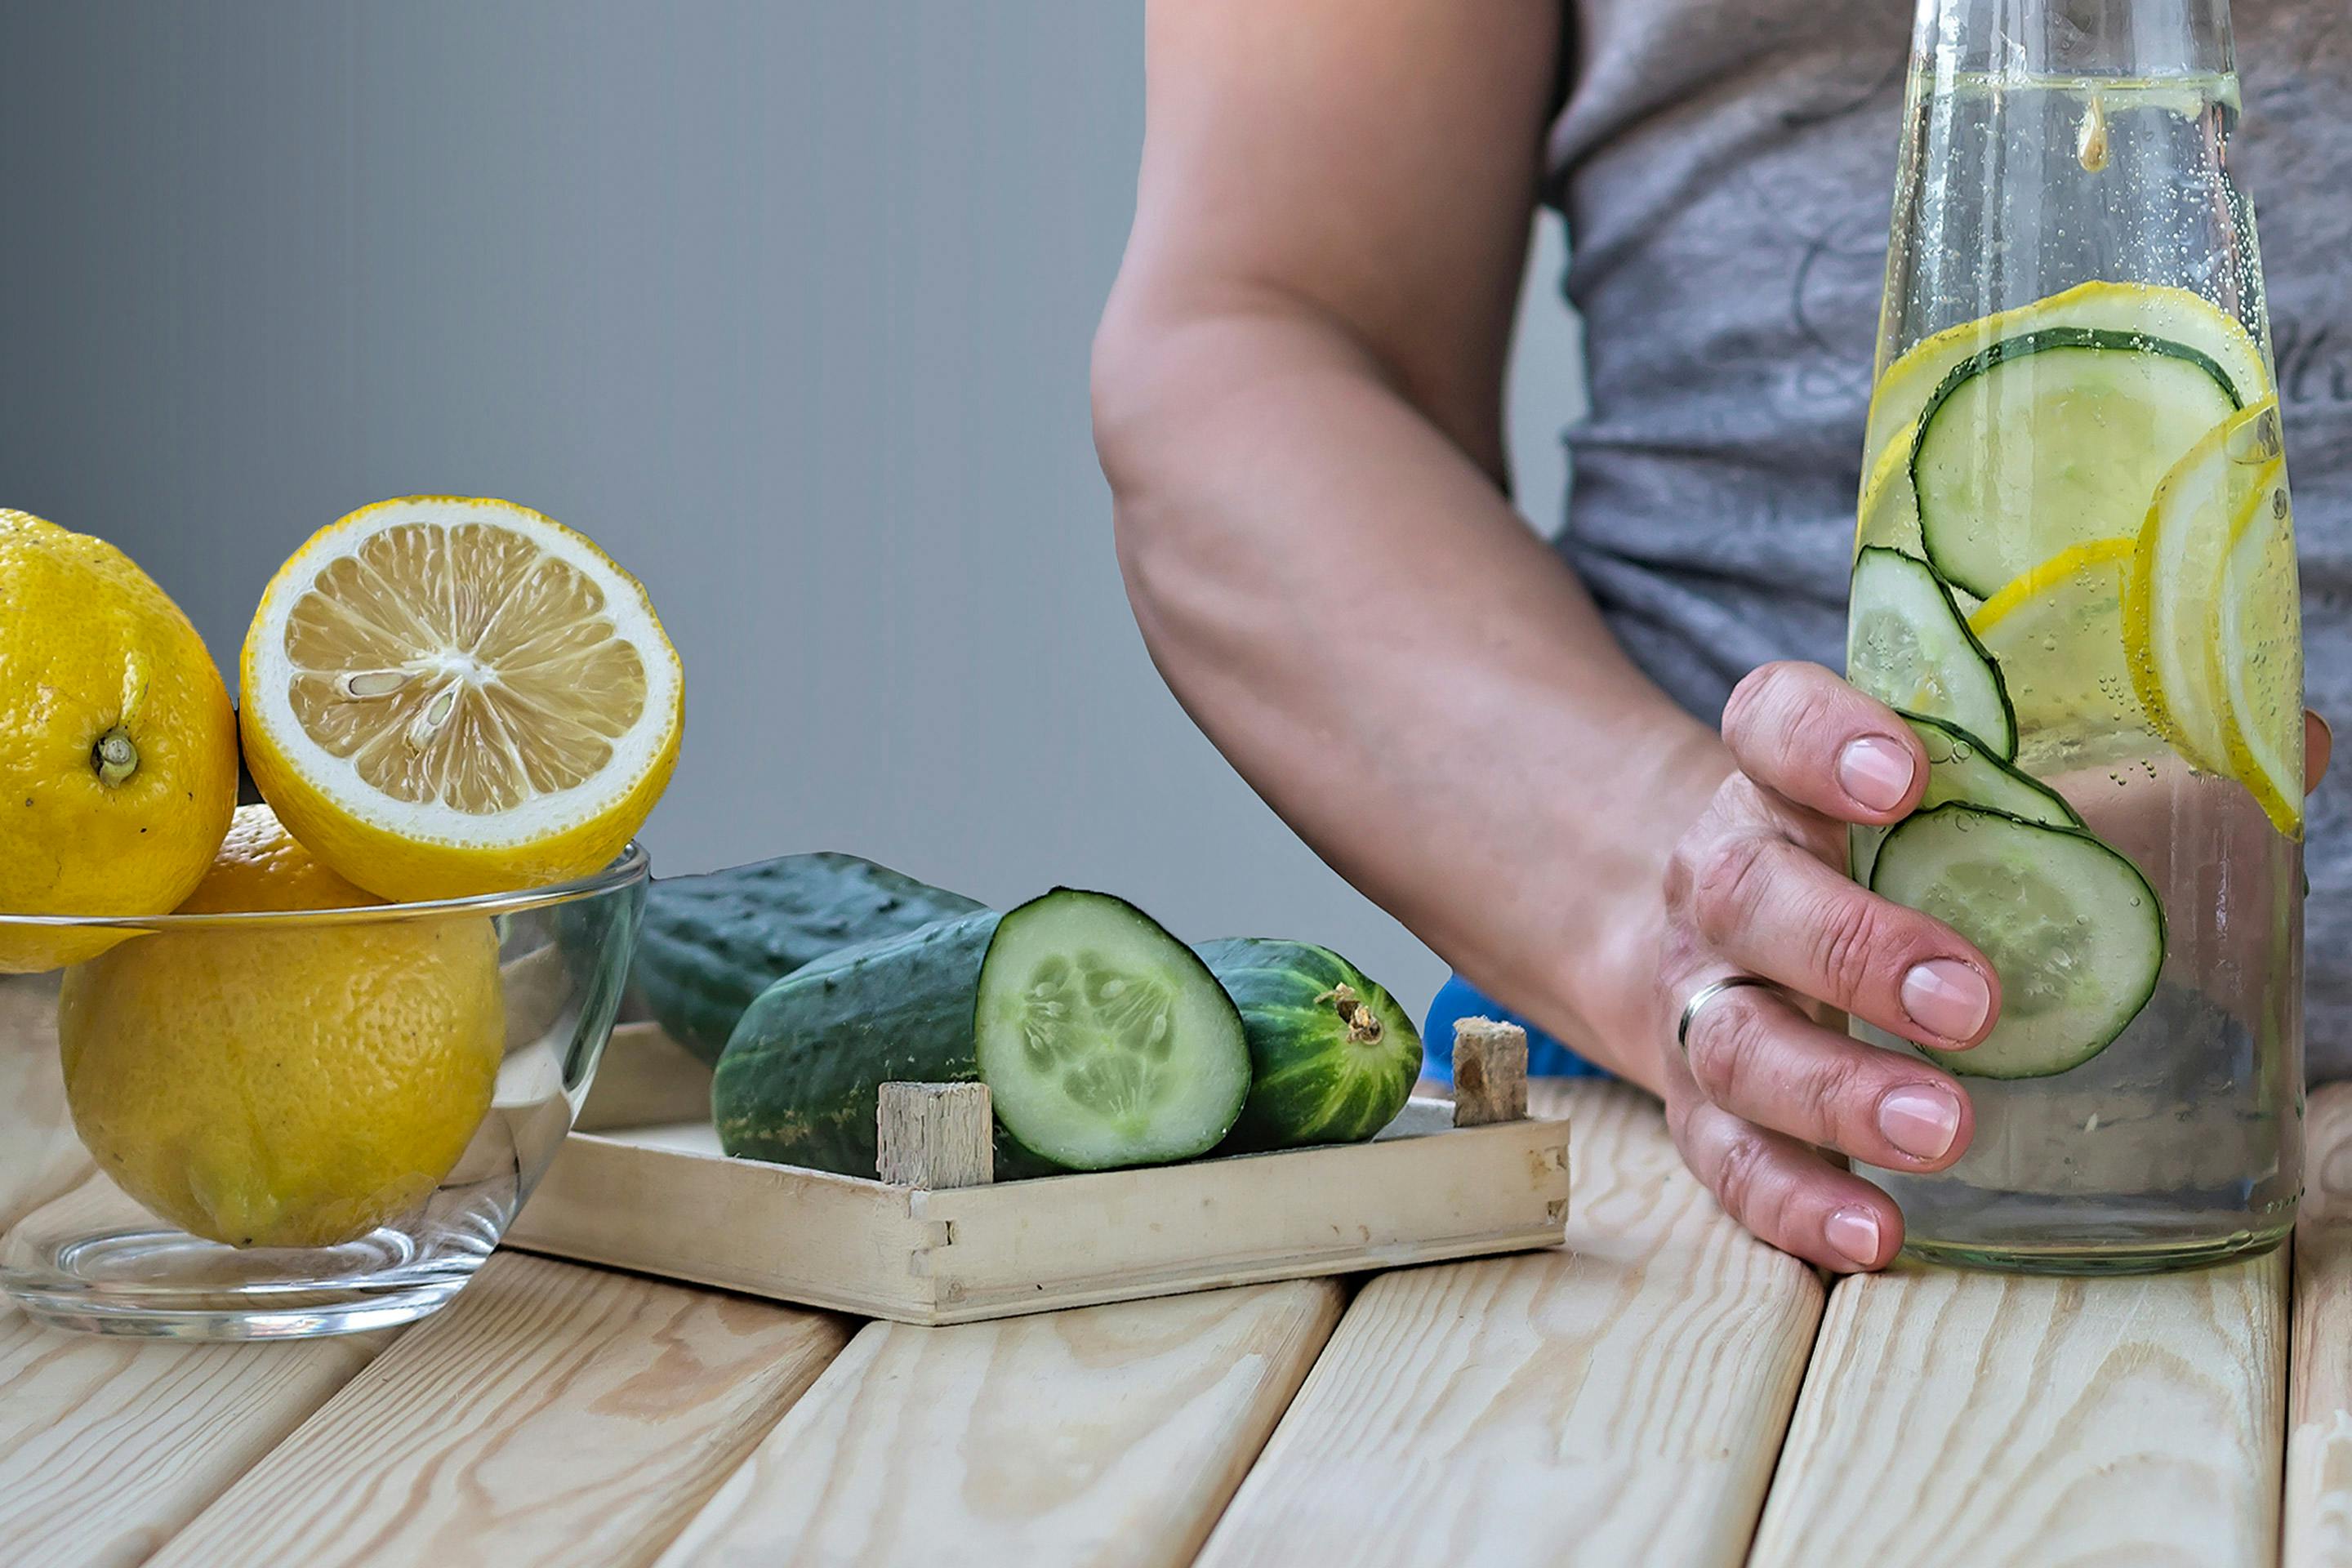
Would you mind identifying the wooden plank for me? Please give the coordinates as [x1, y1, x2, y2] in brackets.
[1193, 1080, 1824, 1568]
[511, 1103, 1568, 1325]
[150, 1252, 849, 1568]
[0, 1305, 383, 1568]
[656, 1279, 1343, 1567]
[1751, 1245, 2287, 1566]
[2288, 1081, 2352, 1568]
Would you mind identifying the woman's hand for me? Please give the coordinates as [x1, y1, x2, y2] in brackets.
[1655, 661, 2001, 1272]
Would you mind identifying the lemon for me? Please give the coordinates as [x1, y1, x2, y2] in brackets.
[59, 804, 506, 1249]
[1967, 537, 2153, 773]
[2216, 438, 2305, 836]
[1864, 281, 2272, 477]
[239, 497, 683, 902]
[0, 511, 240, 972]
[2126, 402, 2286, 808]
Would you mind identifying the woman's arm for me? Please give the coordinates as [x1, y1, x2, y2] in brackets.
[1094, 0, 1717, 1067]
[1094, 0, 2007, 1272]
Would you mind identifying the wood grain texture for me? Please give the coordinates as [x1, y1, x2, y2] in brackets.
[150, 1252, 849, 1568]
[2289, 1082, 2352, 1568]
[656, 1279, 1343, 1567]
[1751, 1244, 2287, 1567]
[0, 1304, 382, 1568]
[876, 1083, 993, 1187]
[1193, 1080, 1824, 1568]
[1449, 1018, 1528, 1127]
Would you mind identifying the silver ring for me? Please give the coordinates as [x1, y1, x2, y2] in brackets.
[1677, 975, 1779, 1052]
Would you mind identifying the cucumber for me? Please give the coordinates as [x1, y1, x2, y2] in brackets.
[976, 889, 1252, 1170]
[1868, 804, 2164, 1079]
[1850, 711, 2082, 885]
[1194, 939, 1422, 1152]
[635, 853, 985, 1064]
[1912, 327, 2243, 599]
[713, 910, 1063, 1178]
[1847, 546, 2017, 759]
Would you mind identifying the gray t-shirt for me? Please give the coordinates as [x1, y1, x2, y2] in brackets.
[1547, 1, 2352, 1065]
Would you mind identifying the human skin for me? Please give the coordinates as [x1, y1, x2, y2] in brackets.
[1090, 0, 2329, 1271]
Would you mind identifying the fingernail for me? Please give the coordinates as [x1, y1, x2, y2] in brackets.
[1902, 959, 1991, 1041]
[1878, 1085, 1962, 1161]
[1825, 1206, 1882, 1267]
[1838, 736, 1915, 813]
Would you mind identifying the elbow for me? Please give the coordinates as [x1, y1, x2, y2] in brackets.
[1089, 293, 1209, 630]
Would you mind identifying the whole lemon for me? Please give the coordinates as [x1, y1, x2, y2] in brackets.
[60, 804, 506, 1249]
[0, 512, 240, 970]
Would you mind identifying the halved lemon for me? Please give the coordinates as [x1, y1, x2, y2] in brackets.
[1864, 281, 2272, 479]
[1967, 537, 2152, 773]
[2124, 400, 2300, 831]
[241, 497, 684, 901]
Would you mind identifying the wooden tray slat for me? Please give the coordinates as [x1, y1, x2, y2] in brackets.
[510, 1022, 1571, 1326]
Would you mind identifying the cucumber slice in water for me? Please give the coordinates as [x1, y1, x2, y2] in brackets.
[1848, 546, 2016, 760]
[1869, 804, 2164, 1079]
[975, 889, 1252, 1169]
[1912, 327, 2242, 599]
[1849, 711, 2082, 885]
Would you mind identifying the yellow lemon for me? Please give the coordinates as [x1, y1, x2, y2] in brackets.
[0, 512, 239, 971]
[59, 804, 506, 1249]
[239, 497, 683, 902]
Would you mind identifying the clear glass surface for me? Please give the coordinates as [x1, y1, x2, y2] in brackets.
[0, 846, 647, 1337]
[1854, 0, 2302, 1271]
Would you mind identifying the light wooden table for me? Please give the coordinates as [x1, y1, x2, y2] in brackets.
[4, 1078, 2349, 1568]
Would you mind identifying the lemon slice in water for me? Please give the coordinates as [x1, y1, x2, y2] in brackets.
[2216, 437, 2305, 836]
[241, 497, 684, 901]
[1968, 537, 2152, 774]
[2125, 399, 2301, 832]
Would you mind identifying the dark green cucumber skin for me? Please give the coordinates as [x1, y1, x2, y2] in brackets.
[711, 910, 1060, 1180]
[1196, 939, 1422, 1153]
[634, 853, 986, 1065]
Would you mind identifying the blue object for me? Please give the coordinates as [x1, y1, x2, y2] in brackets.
[1422, 973, 1614, 1081]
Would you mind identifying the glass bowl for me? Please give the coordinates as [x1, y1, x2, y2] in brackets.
[0, 845, 648, 1339]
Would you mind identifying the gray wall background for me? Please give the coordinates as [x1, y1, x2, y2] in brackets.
[0, 2, 1585, 1024]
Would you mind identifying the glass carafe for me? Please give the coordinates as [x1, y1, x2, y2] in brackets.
[1847, 0, 2303, 1272]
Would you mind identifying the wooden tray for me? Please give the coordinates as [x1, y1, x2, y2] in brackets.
[506, 1018, 1570, 1325]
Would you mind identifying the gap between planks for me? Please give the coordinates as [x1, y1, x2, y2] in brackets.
[148, 1253, 849, 1568]
[655, 1279, 1345, 1568]
[1191, 1080, 1825, 1568]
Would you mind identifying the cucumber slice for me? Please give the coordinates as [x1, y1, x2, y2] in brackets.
[1912, 327, 2242, 599]
[1847, 546, 2016, 760]
[1850, 712, 2082, 885]
[976, 889, 1252, 1169]
[1869, 804, 2164, 1079]
[1864, 281, 2272, 478]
